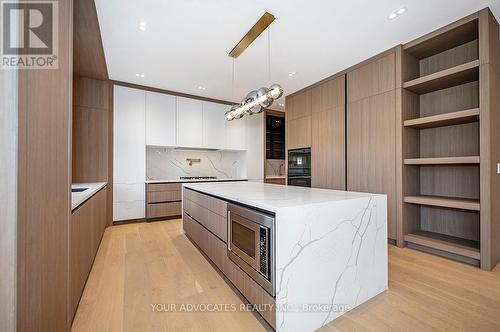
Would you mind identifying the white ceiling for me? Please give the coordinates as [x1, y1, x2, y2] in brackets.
[95, 0, 500, 110]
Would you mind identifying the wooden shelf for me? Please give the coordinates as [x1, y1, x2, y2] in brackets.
[404, 108, 479, 129]
[404, 195, 480, 211]
[404, 156, 480, 165]
[404, 18, 478, 59]
[403, 60, 479, 94]
[404, 231, 480, 260]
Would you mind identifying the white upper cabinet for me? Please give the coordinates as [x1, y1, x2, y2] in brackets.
[146, 91, 176, 147]
[113, 85, 146, 184]
[176, 97, 203, 148]
[226, 116, 246, 151]
[203, 101, 227, 149]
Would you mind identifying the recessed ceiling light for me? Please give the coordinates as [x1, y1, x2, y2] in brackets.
[288, 71, 296, 77]
[388, 7, 407, 20]
[138, 21, 147, 31]
[197, 86, 206, 91]
[135, 73, 145, 78]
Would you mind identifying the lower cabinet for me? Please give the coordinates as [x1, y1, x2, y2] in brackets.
[70, 187, 107, 322]
[265, 178, 286, 185]
[182, 188, 276, 329]
[146, 183, 182, 219]
[113, 182, 145, 221]
[183, 189, 227, 241]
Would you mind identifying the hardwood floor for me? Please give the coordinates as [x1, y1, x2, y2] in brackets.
[72, 219, 500, 332]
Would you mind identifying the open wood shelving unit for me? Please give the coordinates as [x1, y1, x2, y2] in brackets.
[403, 156, 480, 165]
[403, 108, 480, 129]
[397, 9, 500, 270]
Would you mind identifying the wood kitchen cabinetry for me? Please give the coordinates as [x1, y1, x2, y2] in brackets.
[265, 177, 286, 185]
[146, 183, 182, 219]
[311, 75, 346, 190]
[286, 90, 312, 150]
[70, 187, 107, 321]
[182, 188, 276, 328]
[347, 53, 397, 240]
[285, 52, 398, 240]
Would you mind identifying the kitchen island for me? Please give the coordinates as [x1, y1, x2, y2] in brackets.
[182, 181, 388, 331]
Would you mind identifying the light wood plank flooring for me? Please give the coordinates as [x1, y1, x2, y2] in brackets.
[72, 219, 500, 332]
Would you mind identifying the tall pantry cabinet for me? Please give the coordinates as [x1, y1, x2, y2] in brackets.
[113, 86, 146, 221]
[347, 52, 398, 240]
[285, 54, 397, 240]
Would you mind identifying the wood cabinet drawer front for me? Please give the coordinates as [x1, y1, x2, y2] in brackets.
[265, 178, 286, 185]
[147, 183, 182, 192]
[183, 213, 226, 270]
[147, 190, 181, 203]
[147, 201, 181, 218]
[183, 198, 227, 241]
[183, 188, 227, 217]
[183, 212, 275, 328]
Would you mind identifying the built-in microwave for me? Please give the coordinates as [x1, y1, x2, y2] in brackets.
[227, 203, 275, 296]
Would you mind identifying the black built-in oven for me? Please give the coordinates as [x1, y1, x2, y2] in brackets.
[227, 203, 275, 296]
[288, 148, 311, 187]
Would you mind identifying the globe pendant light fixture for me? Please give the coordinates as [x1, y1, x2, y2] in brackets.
[225, 12, 283, 121]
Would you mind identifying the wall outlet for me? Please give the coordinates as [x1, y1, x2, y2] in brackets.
[497, 163, 500, 174]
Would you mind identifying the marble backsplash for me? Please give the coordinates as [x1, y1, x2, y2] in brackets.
[266, 159, 286, 176]
[146, 147, 247, 180]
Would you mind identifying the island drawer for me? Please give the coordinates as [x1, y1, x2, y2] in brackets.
[147, 183, 182, 192]
[146, 201, 182, 218]
[183, 188, 227, 217]
[183, 198, 227, 242]
[183, 213, 275, 328]
[147, 190, 182, 203]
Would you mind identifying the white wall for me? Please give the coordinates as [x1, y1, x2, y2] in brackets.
[0, 68, 17, 331]
[245, 113, 264, 180]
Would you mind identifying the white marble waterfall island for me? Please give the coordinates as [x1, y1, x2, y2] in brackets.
[181, 182, 388, 331]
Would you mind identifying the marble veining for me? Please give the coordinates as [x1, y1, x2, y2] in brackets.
[146, 147, 246, 180]
[266, 159, 285, 177]
[275, 196, 387, 331]
[183, 182, 388, 331]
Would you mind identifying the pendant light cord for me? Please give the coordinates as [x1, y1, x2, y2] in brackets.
[267, 26, 271, 84]
[232, 58, 235, 103]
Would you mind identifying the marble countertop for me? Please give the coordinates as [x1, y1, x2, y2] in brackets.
[72, 182, 107, 211]
[183, 181, 383, 213]
[146, 178, 248, 184]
